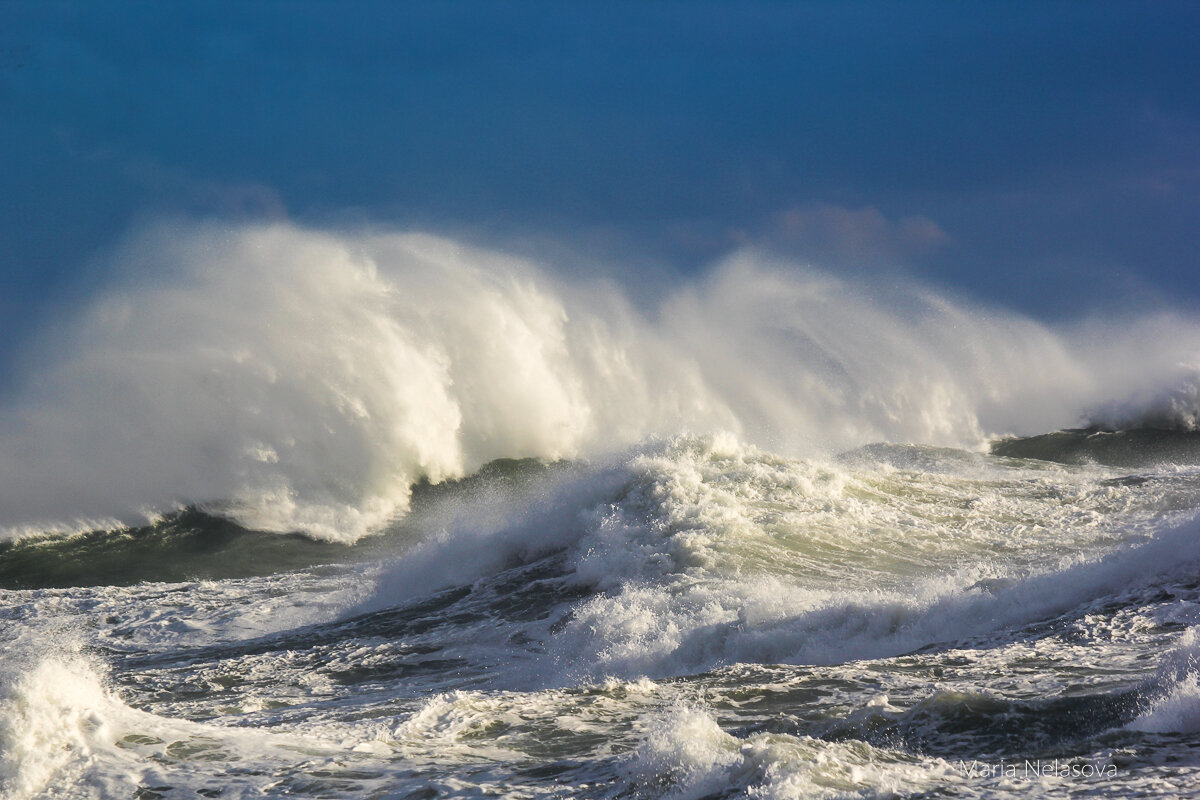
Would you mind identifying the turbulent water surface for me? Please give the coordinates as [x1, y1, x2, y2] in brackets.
[3, 224, 1200, 798]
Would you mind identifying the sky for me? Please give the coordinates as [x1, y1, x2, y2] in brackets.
[2, 0, 1199, 362]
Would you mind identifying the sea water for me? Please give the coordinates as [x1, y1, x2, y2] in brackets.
[3, 222, 1200, 798]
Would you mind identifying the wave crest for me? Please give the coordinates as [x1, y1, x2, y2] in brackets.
[4, 221, 1200, 540]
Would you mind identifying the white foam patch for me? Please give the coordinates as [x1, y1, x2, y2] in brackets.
[1129, 627, 1200, 734]
[629, 704, 742, 800]
[627, 702, 958, 800]
[0, 632, 370, 798]
[386, 691, 526, 763]
[0, 651, 125, 798]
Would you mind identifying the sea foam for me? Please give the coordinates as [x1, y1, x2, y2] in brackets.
[1130, 627, 1200, 734]
[0, 651, 121, 798]
[627, 701, 956, 799]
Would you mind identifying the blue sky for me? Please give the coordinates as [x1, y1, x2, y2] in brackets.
[2, 1, 1199, 358]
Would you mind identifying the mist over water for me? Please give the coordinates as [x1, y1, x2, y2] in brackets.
[2, 220, 1199, 541]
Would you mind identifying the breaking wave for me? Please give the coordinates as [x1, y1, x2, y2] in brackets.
[3, 220, 1200, 542]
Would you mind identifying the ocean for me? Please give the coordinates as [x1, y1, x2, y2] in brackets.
[3, 223, 1200, 799]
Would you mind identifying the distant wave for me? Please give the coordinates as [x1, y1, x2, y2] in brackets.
[993, 372, 1200, 467]
[992, 428, 1200, 467]
[1086, 373, 1200, 432]
[3, 220, 1200, 541]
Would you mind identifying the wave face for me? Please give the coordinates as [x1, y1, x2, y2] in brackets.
[4, 222, 1200, 797]
[992, 428, 1200, 467]
[4, 221, 1200, 542]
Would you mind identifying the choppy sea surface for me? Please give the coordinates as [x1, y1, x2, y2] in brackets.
[4, 224, 1200, 798]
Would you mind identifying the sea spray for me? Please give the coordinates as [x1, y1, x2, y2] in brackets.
[5, 222, 1200, 543]
[1129, 627, 1200, 734]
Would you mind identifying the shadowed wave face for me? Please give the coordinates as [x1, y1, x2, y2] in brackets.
[0, 457, 559, 590]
